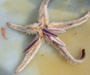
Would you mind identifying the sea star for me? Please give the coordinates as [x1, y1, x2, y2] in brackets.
[7, 0, 90, 73]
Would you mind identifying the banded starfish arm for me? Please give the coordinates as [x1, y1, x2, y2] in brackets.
[45, 35, 86, 63]
[39, 0, 50, 25]
[7, 22, 39, 34]
[24, 36, 39, 53]
[43, 29, 66, 46]
[15, 37, 42, 73]
[48, 11, 90, 30]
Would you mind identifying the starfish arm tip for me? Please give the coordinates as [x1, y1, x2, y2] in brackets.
[7, 22, 11, 26]
[69, 49, 86, 63]
[7, 22, 16, 28]
[15, 69, 21, 73]
[15, 71, 18, 74]
[81, 49, 86, 59]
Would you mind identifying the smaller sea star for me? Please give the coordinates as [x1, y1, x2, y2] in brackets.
[7, 0, 90, 73]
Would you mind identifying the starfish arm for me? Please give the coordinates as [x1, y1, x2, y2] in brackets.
[15, 37, 42, 73]
[45, 35, 86, 63]
[7, 22, 39, 34]
[52, 42, 86, 63]
[24, 35, 39, 53]
[57, 47, 86, 63]
[39, 0, 50, 25]
[48, 11, 90, 30]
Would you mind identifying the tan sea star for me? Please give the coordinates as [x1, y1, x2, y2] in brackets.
[7, 0, 90, 73]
